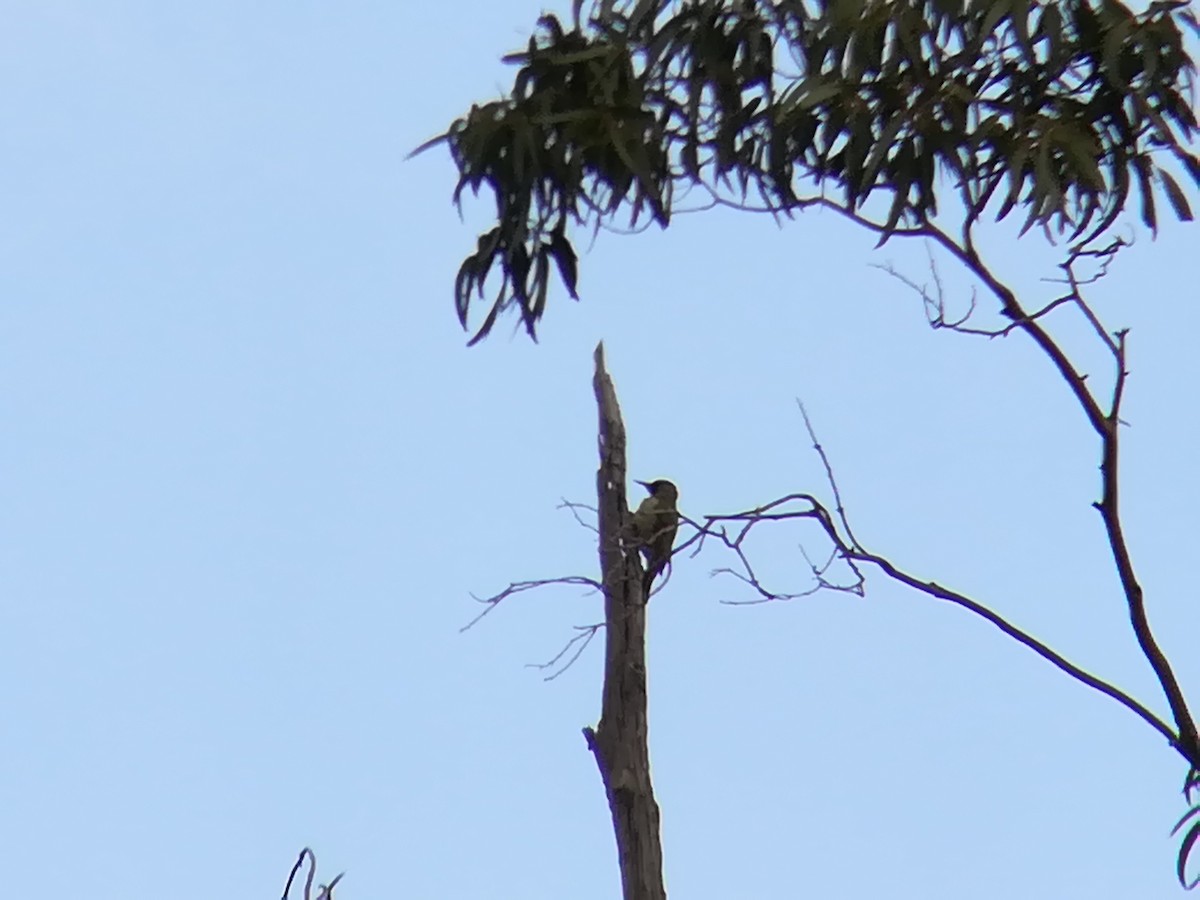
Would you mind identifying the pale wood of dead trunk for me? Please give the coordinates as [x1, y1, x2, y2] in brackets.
[583, 342, 666, 900]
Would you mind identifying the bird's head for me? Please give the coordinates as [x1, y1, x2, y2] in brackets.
[636, 479, 679, 503]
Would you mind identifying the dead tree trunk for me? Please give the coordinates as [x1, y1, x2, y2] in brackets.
[583, 342, 667, 900]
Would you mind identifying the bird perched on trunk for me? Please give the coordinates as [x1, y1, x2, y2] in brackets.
[629, 479, 679, 595]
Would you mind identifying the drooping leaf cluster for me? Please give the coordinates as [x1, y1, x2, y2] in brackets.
[417, 0, 1200, 344]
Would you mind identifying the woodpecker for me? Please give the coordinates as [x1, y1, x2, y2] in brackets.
[629, 479, 679, 594]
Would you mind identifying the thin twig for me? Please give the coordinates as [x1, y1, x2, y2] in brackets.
[528, 623, 605, 680]
[559, 499, 600, 533]
[464, 576, 602, 632]
[796, 400, 862, 551]
[699, 493, 865, 600]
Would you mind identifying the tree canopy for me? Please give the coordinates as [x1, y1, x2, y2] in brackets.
[417, 0, 1199, 344]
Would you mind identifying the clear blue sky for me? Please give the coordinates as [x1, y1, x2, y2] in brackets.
[2, 3, 1198, 898]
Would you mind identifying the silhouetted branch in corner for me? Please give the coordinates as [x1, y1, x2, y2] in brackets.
[281, 848, 342, 900]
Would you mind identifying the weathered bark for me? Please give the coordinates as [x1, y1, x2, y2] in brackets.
[583, 342, 666, 900]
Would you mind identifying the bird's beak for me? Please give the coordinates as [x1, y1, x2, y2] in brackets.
[635, 480, 652, 492]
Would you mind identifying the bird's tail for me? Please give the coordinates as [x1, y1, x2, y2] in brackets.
[642, 561, 668, 599]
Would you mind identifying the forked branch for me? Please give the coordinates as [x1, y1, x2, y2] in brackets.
[702, 421, 1185, 761]
[717, 229, 1198, 767]
[884, 232, 1199, 764]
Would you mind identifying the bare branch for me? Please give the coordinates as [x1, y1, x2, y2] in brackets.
[686, 184, 936, 242]
[701, 390, 1195, 764]
[1039, 236, 1130, 355]
[921, 222, 1112, 437]
[848, 545, 1182, 753]
[875, 254, 1078, 340]
[1094, 324, 1200, 763]
[559, 498, 600, 533]
[528, 623, 605, 680]
[463, 576, 602, 632]
[703, 484, 1182, 755]
[867, 229, 1197, 759]
[712, 569, 824, 604]
[796, 400, 862, 551]
[696, 493, 865, 601]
